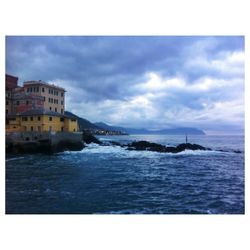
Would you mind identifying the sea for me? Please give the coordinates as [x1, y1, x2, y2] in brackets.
[6, 134, 244, 214]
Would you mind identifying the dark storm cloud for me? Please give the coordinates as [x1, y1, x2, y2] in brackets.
[6, 36, 244, 134]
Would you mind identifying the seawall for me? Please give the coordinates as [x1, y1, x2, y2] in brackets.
[6, 131, 84, 154]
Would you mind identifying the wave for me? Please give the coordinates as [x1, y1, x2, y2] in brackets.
[6, 156, 25, 162]
[62, 143, 229, 158]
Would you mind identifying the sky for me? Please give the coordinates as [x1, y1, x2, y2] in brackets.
[6, 36, 244, 134]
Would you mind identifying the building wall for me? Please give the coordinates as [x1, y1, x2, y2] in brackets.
[6, 98, 12, 115]
[23, 82, 65, 114]
[6, 117, 22, 132]
[6, 75, 18, 115]
[6, 115, 79, 133]
[12, 97, 44, 114]
[6, 74, 18, 89]
[64, 118, 78, 132]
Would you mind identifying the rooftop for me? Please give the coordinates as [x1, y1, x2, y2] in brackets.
[7, 108, 76, 119]
[23, 80, 66, 92]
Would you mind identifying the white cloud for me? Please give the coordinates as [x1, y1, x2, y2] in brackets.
[135, 72, 186, 92]
[185, 51, 245, 77]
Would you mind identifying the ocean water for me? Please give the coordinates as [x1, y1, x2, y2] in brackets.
[6, 135, 244, 214]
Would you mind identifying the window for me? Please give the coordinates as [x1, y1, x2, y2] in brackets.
[49, 126, 52, 132]
[61, 127, 64, 131]
[43, 97, 46, 101]
[61, 92, 64, 97]
[31, 126, 33, 131]
[6, 101, 9, 105]
[16, 101, 20, 105]
[30, 116, 33, 121]
[49, 117, 52, 121]
[30, 88, 32, 92]
[42, 87, 45, 92]
[37, 87, 39, 92]
[54, 99, 56, 103]
[27, 88, 29, 92]
[50, 107, 52, 110]
[38, 126, 41, 131]
[60, 117, 64, 122]
[61, 101, 63, 105]
[38, 116, 41, 121]
[22, 117, 28, 121]
[55, 108, 57, 112]
[26, 100, 29, 105]
[61, 109, 63, 114]
[6, 109, 8, 114]
[71, 119, 76, 122]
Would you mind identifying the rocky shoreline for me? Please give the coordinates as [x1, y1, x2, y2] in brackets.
[6, 132, 242, 155]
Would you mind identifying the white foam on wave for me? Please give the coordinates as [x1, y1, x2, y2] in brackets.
[62, 143, 228, 158]
[63, 143, 163, 158]
[6, 156, 25, 162]
[172, 149, 224, 156]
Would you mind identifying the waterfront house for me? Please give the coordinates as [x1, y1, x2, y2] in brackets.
[5, 74, 79, 133]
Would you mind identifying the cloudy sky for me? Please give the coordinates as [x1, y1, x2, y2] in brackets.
[6, 36, 244, 134]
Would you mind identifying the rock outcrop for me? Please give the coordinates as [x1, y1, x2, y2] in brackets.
[127, 141, 210, 153]
[82, 131, 102, 144]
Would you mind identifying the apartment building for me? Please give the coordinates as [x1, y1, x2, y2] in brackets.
[23, 80, 65, 114]
[6, 74, 79, 133]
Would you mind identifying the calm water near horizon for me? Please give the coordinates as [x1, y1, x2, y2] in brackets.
[6, 134, 244, 214]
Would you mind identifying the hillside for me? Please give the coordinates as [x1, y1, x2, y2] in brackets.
[95, 122, 205, 135]
[64, 111, 100, 131]
[65, 111, 205, 135]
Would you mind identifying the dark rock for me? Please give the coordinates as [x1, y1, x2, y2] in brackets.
[233, 150, 242, 154]
[82, 131, 102, 144]
[127, 141, 167, 152]
[52, 140, 85, 153]
[176, 143, 207, 152]
[126, 140, 210, 153]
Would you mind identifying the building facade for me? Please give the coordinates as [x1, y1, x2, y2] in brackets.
[5, 74, 79, 133]
[6, 74, 18, 115]
[23, 81, 65, 114]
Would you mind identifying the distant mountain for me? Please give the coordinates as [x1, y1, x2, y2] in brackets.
[65, 111, 205, 135]
[95, 122, 205, 135]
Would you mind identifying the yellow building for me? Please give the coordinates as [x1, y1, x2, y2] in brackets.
[6, 75, 80, 133]
[6, 109, 78, 133]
